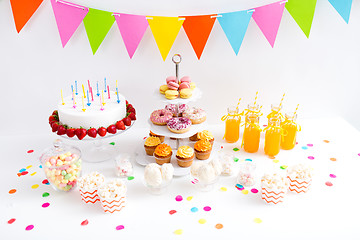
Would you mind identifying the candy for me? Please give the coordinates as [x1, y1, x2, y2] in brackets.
[237, 162, 256, 187]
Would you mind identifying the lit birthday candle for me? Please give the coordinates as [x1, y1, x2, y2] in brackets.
[87, 90, 91, 106]
[61, 89, 65, 105]
[96, 81, 100, 96]
[82, 84, 86, 98]
[107, 86, 110, 99]
[75, 81, 78, 95]
[104, 78, 107, 92]
[116, 87, 120, 103]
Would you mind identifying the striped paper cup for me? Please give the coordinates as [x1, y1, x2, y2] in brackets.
[261, 187, 286, 205]
[99, 195, 126, 213]
[287, 176, 312, 193]
[79, 187, 99, 204]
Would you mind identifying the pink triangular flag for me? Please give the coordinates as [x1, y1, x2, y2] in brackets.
[114, 13, 149, 59]
[50, 0, 89, 47]
[252, 1, 286, 47]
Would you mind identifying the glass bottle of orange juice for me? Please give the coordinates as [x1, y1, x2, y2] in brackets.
[243, 114, 261, 153]
[224, 106, 240, 143]
[264, 117, 282, 157]
[281, 113, 299, 150]
[267, 104, 282, 124]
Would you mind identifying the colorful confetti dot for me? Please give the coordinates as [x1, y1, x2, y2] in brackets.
[42, 192, 50, 197]
[198, 219, 207, 224]
[191, 207, 198, 213]
[42, 203, 50, 208]
[323, 140, 330, 143]
[235, 184, 244, 191]
[27, 150, 34, 154]
[116, 225, 124, 230]
[325, 181, 333, 187]
[39, 165, 42, 168]
[301, 146, 308, 150]
[242, 190, 249, 194]
[280, 165, 288, 170]
[220, 187, 227, 192]
[31, 184, 39, 189]
[273, 159, 279, 163]
[9, 189, 16, 194]
[21, 171, 28, 176]
[245, 159, 252, 162]
[203, 206, 211, 212]
[81, 220, 89, 226]
[251, 188, 259, 194]
[329, 174, 337, 178]
[358, 153, 360, 156]
[169, 210, 177, 215]
[330, 158, 337, 162]
[254, 218, 262, 224]
[215, 223, 223, 229]
[30, 172, 37, 176]
[26, 165, 32, 169]
[42, 179, 49, 185]
[25, 225, 34, 231]
[233, 157, 239, 162]
[174, 229, 183, 235]
[19, 168, 26, 173]
[17, 173, 21, 177]
[307, 144, 313, 147]
[308, 156, 315, 160]
[175, 195, 183, 202]
[109, 142, 115, 145]
[221, 146, 223, 149]
[8, 218, 16, 224]
[233, 148, 239, 152]
[186, 196, 193, 201]
[127, 176, 134, 180]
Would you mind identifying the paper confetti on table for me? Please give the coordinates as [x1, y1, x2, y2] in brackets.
[42, 202, 50, 208]
[191, 207, 198, 213]
[169, 210, 177, 215]
[254, 218, 262, 223]
[198, 218, 207, 224]
[325, 181, 333, 187]
[19, 168, 26, 173]
[42, 192, 50, 197]
[25, 225, 34, 231]
[233, 148, 239, 151]
[39, 165, 42, 168]
[186, 196, 193, 201]
[32, 184, 39, 189]
[242, 189, 249, 194]
[17, 173, 21, 177]
[27, 150, 34, 153]
[127, 176, 134, 180]
[233, 157, 239, 162]
[358, 153, 360, 156]
[323, 140, 330, 143]
[245, 158, 252, 162]
[109, 142, 115, 145]
[302, 146, 308, 150]
[215, 223, 223, 229]
[307, 144, 313, 147]
[42, 179, 49, 185]
[330, 158, 337, 161]
[330, 174, 337, 178]
[235, 184, 244, 191]
[30, 172, 37, 176]
[26, 165, 32, 169]
[8, 218, 16, 224]
[220, 187, 227, 192]
[174, 229, 183, 235]
[9, 189, 17, 194]
[175, 195, 183, 201]
[273, 159, 279, 163]
[251, 188, 259, 193]
[280, 165, 288, 170]
[308, 156, 315, 160]
[116, 225, 125, 230]
[81, 220, 89, 226]
[21, 171, 28, 176]
[203, 206, 211, 211]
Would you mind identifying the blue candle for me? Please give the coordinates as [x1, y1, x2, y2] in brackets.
[116, 87, 120, 103]
[87, 90, 91, 106]
[71, 85, 74, 100]
[96, 82, 100, 96]
[75, 81, 78, 95]
[104, 77, 107, 92]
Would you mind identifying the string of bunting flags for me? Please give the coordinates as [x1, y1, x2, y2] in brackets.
[9, 0, 354, 60]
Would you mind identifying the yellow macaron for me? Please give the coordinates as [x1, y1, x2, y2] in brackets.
[159, 84, 169, 94]
[179, 88, 192, 99]
[190, 82, 196, 90]
[165, 90, 179, 100]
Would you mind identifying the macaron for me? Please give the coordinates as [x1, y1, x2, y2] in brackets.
[165, 90, 179, 100]
[190, 82, 196, 90]
[178, 82, 190, 90]
[167, 81, 179, 90]
[166, 76, 177, 84]
[180, 76, 191, 84]
[179, 88, 192, 99]
[159, 84, 169, 94]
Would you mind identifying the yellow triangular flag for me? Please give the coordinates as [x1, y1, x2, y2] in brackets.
[147, 16, 184, 61]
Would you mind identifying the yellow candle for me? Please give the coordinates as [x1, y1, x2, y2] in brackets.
[82, 94, 86, 112]
[115, 80, 118, 94]
[102, 90, 106, 106]
[82, 84, 86, 98]
[61, 89, 65, 105]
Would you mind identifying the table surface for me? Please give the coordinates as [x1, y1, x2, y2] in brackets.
[1, 117, 360, 239]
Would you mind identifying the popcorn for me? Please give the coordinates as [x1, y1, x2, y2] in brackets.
[78, 171, 105, 191]
[261, 173, 288, 190]
[287, 164, 313, 180]
[98, 179, 127, 199]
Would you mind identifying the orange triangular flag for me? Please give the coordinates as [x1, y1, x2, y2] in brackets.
[10, 0, 44, 33]
[181, 14, 216, 59]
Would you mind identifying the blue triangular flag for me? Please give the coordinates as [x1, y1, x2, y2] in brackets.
[218, 10, 253, 55]
[328, 0, 353, 23]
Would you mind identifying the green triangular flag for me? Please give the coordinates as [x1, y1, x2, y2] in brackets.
[83, 8, 115, 54]
[285, 0, 317, 38]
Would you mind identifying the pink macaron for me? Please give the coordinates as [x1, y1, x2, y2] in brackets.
[167, 81, 179, 90]
[180, 76, 191, 84]
[178, 82, 190, 90]
[166, 76, 177, 84]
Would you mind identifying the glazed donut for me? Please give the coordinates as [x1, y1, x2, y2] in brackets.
[150, 109, 173, 126]
[167, 117, 192, 134]
[183, 107, 206, 124]
[165, 104, 189, 117]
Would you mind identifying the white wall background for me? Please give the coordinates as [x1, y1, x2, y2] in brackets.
[1, 0, 360, 136]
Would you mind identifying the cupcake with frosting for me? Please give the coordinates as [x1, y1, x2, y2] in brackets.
[176, 146, 195, 167]
[154, 143, 172, 165]
[197, 130, 214, 145]
[149, 131, 165, 143]
[194, 139, 212, 160]
[144, 136, 161, 156]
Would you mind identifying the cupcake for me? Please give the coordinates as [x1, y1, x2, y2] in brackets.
[194, 140, 212, 160]
[149, 131, 165, 143]
[154, 143, 172, 165]
[197, 130, 214, 145]
[189, 133, 199, 141]
[176, 146, 195, 167]
[287, 164, 313, 193]
[144, 137, 161, 156]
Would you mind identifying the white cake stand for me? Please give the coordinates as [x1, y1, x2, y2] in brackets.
[59, 120, 135, 163]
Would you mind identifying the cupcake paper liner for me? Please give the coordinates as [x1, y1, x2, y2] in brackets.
[261, 187, 286, 204]
[79, 188, 99, 204]
[99, 196, 126, 213]
[287, 176, 312, 193]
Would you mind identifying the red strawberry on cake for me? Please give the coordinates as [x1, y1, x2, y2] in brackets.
[88, 128, 97, 138]
[98, 127, 107, 137]
[116, 120, 125, 130]
[107, 125, 117, 134]
[57, 125, 66, 135]
[66, 128, 76, 138]
[123, 117, 131, 126]
[75, 128, 87, 140]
